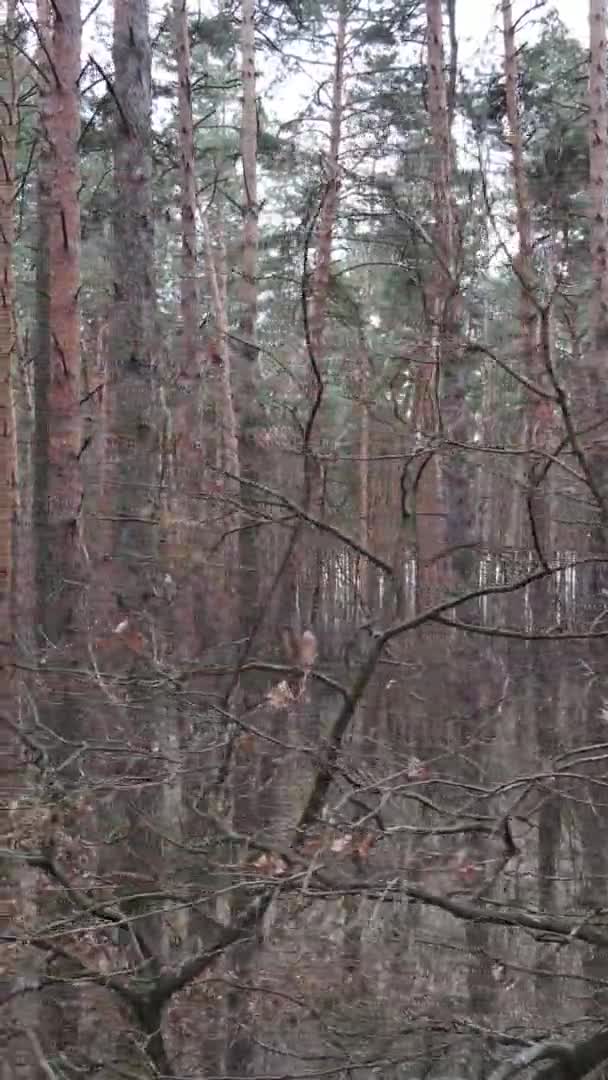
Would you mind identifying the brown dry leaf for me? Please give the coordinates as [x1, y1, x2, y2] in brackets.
[237, 732, 256, 754]
[267, 679, 295, 709]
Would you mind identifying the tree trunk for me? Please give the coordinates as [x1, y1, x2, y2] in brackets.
[414, 0, 453, 606]
[34, 0, 83, 651]
[302, 0, 347, 624]
[173, 0, 199, 379]
[239, 0, 259, 378]
[501, 0, 553, 557]
[307, 0, 346, 367]
[587, 0, 608, 522]
[32, 0, 83, 1062]
[589, 0, 608, 353]
[108, 0, 158, 614]
[0, 0, 18, 734]
[0, 13, 24, 1074]
[580, 1, 608, 1013]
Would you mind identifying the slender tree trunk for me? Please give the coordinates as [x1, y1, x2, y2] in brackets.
[108, 0, 158, 613]
[302, 0, 347, 623]
[358, 348, 369, 608]
[587, 0, 608, 526]
[0, 14, 24, 1073]
[589, 0, 608, 353]
[414, 0, 453, 606]
[0, 0, 18, 728]
[233, 0, 263, 635]
[174, 0, 199, 377]
[239, 0, 258, 378]
[202, 211, 239, 486]
[580, 0, 608, 1013]
[31, 0, 83, 1062]
[34, 0, 83, 651]
[501, 0, 537, 374]
[307, 0, 346, 367]
[99, 1, 169, 1060]
[502, 0, 553, 558]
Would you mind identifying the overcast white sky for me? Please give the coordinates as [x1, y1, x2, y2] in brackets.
[458, 0, 588, 64]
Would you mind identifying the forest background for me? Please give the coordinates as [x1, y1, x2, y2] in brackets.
[4, 0, 608, 1078]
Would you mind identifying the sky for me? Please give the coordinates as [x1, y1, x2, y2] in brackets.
[458, 0, 588, 64]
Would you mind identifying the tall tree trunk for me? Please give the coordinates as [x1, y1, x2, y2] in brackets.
[307, 0, 346, 366]
[501, 0, 535, 361]
[414, 0, 453, 607]
[239, 0, 258, 378]
[501, 0, 553, 551]
[34, 0, 83, 651]
[358, 347, 369, 609]
[302, 0, 347, 623]
[0, 0, 18, 757]
[173, 0, 198, 378]
[0, 11, 24, 1073]
[579, 0, 608, 1014]
[108, 0, 158, 614]
[101, 0, 168, 1055]
[587, 0, 608, 526]
[202, 210, 240, 487]
[234, 0, 261, 635]
[589, 0, 608, 355]
[32, 0, 83, 1062]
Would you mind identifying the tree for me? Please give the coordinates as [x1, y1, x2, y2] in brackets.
[34, 0, 83, 654]
[9, 0, 608, 1076]
[105, 0, 158, 619]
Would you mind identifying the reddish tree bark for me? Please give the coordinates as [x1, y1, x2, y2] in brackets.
[35, 0, 83, 649]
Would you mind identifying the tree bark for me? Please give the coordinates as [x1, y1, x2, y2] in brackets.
[0, 0, 18, 722]
[501, 0, 553, 554]
[414, 0, 453, 606]
[589, 0, 608, 353]
[107, 0, 158, 614]
[307, 0, 346, 369]
[35, 0, 83, 650]
[173, 0, 199, 379]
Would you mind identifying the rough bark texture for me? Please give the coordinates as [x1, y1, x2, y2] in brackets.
[35, 0, 83, 648]
[174, 0, 198, 377]
[239, 0, 259, 378]
[202, 211, 239, 487]
[589, 0, 608, 351]
[587, 0, 608, 518]
[235, 0, 261, 630]
[502, 0, 554, 556]
[307, 0, 346, 367]
[0, 4, 19, 1022]
[0, 5, 17, 684]
[301, 0, 347, 625]
[414, 0, 453, 605]
[501, 0, 538, 381]
[108, 0, 158, 613]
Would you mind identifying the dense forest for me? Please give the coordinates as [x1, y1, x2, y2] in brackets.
[3, 0, 608, 1076]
